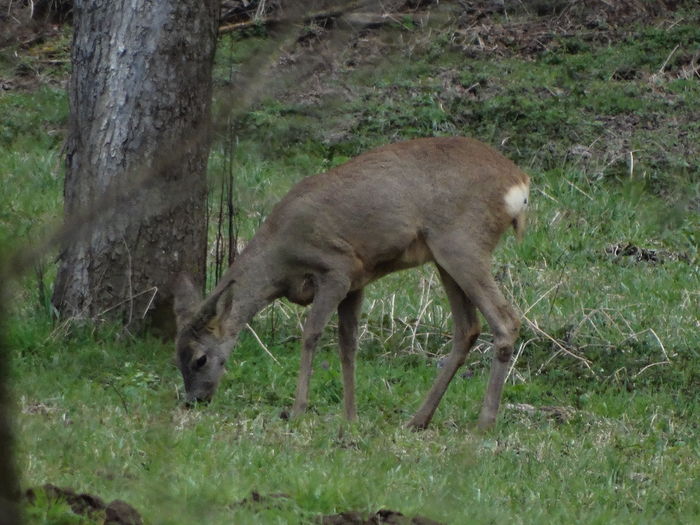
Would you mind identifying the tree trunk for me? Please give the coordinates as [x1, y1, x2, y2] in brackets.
[53, 0, 219, 336]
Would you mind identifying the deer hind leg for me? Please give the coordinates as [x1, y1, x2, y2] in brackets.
[427, 236, 521, 430]
[337, 289, 364, 421]
[290, 273, 351, 419]
[407, 265, 481, 430]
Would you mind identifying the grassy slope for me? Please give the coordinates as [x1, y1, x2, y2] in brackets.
[2, 4, 699, 524]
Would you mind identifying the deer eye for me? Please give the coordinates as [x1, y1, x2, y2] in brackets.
[194, 355, 207, 370]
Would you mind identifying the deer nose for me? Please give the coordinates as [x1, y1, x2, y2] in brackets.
[184, 391, 212, 407]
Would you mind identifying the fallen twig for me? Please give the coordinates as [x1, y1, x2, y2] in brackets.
[524, 314, 594, 374]
[246, 323, 281, 365]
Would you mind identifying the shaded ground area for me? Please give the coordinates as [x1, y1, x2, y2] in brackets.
[454, 0, 688, 57]
[237, 0, 697, 196]
[25, 484, 142, 525]
[267, 0, 692, 80]
[3, 0, 694, 97]
[3, 0, 689, 60]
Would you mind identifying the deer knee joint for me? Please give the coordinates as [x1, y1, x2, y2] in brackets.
[494, 345, 513, 363]
[304, 331, 322, 353]
[494, 313, 519, 344]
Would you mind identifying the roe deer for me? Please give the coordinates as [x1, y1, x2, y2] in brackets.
[173, 136, 529, 429]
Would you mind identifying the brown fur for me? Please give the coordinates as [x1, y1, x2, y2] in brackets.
[174, 137, 529, 430]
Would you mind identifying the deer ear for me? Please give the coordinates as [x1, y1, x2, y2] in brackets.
[173, 272, 202, 330]
[206, 317, 223, 338]
[205, 286, 234, 338]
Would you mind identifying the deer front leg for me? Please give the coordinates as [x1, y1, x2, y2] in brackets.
[337, 289, 364, 422]
[290, 274, 351, 419]
[407, 266, 480, 430]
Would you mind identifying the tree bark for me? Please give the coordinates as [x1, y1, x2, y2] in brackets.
[53, 0, 219, 336]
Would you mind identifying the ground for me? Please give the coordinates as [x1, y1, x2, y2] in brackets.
[1, 1, 699, 523]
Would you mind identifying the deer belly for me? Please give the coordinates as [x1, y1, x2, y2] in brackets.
[286, 275, 315, 305]
[364, 237, 433, 284]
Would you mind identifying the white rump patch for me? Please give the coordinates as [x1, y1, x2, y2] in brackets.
[503, 183, 529, 217]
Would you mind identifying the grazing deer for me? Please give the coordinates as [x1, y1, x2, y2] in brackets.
[173, 137, 529, 430]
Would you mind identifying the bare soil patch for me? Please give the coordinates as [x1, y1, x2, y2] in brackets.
[605, 242, 691, 264]
[454, 0, 686, 58]
[25, 484, 142, 525]
[245, 0, 695, 154]
[322, 509, 444, 524]
[265, 0, 688, 77]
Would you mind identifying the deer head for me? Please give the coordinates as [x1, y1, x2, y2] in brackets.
[173, 273, 231, 404]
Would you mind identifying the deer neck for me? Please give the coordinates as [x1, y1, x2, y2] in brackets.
[206, 242, 283, 344]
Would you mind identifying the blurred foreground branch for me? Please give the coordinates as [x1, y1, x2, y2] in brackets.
[0, 278, 20, 524]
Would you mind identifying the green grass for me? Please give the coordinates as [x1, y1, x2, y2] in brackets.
[10, 322, 700, 524]
[3, 4, 700, 524]
[0, 87, 66, 251]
